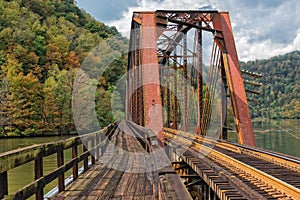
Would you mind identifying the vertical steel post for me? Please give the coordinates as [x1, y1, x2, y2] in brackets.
[182, 33, 188, 131]
[213, 12, 256, 146]
[220, 60, 228, 140]
[173, 42, 178, 130]
[196, 23, 203, 135]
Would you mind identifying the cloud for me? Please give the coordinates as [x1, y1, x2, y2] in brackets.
[236, 29, 300, 61]
[107, 0, 299, 61]
[76, 0, 137, 22]
[108, 0, 213, 37]
[227, 0, 300, 60]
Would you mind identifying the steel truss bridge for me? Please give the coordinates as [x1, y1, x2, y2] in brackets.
[0, 10, 299, 200]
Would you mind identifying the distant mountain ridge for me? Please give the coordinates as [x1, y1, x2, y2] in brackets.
[0, 0, 298, 137]
[241, 50, 300, 119]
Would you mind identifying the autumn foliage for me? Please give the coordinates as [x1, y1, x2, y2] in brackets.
[0, 0, 127, 136]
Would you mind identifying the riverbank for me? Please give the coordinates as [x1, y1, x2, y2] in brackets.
[0, 135, 74, 153]
[0, 131, 77, 139]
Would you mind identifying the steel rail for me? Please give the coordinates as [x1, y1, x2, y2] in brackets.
[163, 129, 300, 199]
[164, 128, 300, 172]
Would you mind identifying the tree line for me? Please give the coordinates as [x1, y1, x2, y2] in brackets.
[241, 51, 300, 120]
[0, 0, 298, 137]
[0, 0, 127, 136]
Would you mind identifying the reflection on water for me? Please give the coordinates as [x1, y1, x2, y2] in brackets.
[228, 119, 300, 158]
[254, 120, 300, 158]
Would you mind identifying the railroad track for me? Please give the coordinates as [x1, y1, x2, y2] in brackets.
[164, 128, 300, 200]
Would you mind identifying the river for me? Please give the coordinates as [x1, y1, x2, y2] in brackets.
[228, 119, 300, 157]
[0, 136, 77, 197]
[253, 119, 300, 157]
[0, 119, 299, 197]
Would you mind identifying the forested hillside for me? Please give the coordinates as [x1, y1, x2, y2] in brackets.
[241, 51, 300, 120]
[0, 0, 298, 137]
[0, 0, 127, 136]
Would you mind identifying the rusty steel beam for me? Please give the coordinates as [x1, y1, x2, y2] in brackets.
[128, 10, 256, 147]
[157, 15, 217, 33]
[196, 22, 203, 135]
[212, 12, 256, 146]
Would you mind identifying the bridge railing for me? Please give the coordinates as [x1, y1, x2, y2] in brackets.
[0, 124, 116, 200]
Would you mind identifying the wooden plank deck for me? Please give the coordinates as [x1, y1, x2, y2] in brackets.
[54, 123, 191, 199]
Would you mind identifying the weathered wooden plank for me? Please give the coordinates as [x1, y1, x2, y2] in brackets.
[11, 176, 45, 200]
[0, 137, 84, 174]
[134, 173, 147, 196]
[109, 197, 122, 200]
[34, 157, 43, 200]
[121, 196, 134, 200]
[0, 171, 8, 199]
[99, 170, 125, 200]
[61, 195, 99, 200]
[72, 144, 78, 181]
[0, 145, 44, 173]
[0, 125, 116, 200]
[67, 178, 95, 191]
[144, 195, 156, 200]
[55, 190, 82, 197]
[93, 177, 111, 191]
[55, 127, 159, 200]
[125, 173, 139, 196]
[114, 173, 132, 196]
[57, 149, 65, 192]
[145, 176, 155, 196]
[58, 131, 120, 198]
[83, 145, 89, 172]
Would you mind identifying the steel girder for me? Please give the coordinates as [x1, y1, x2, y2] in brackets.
[127, 10, 256, 147]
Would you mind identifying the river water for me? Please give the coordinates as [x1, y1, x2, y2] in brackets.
[0, 119, 299, 197]
[254, 119, 300, 157]
[0, 136, 76, 197]
[228, 119, 300, 157]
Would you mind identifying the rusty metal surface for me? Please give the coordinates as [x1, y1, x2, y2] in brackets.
[164, 128, 300, 199]
[212, 12, 256, 146]
[128, 10, 256, 147]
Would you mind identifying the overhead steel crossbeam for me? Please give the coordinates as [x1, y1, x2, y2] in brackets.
[157, 25, 192, 65]
[158, 33, 196, 65]
[156, 11, 220, 33]
[127, 10, 256, 147]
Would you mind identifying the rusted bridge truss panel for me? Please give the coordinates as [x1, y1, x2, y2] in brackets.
[127, 10, 256, 146]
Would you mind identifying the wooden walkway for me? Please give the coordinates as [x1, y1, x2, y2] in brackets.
[55, 122, 191, 199]
[2, 123, 300, 199]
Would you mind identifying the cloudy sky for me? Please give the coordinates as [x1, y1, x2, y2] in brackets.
[76, 0, 300, 61]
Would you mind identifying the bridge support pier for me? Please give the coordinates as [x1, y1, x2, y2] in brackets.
[129, 12, 165, 144]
